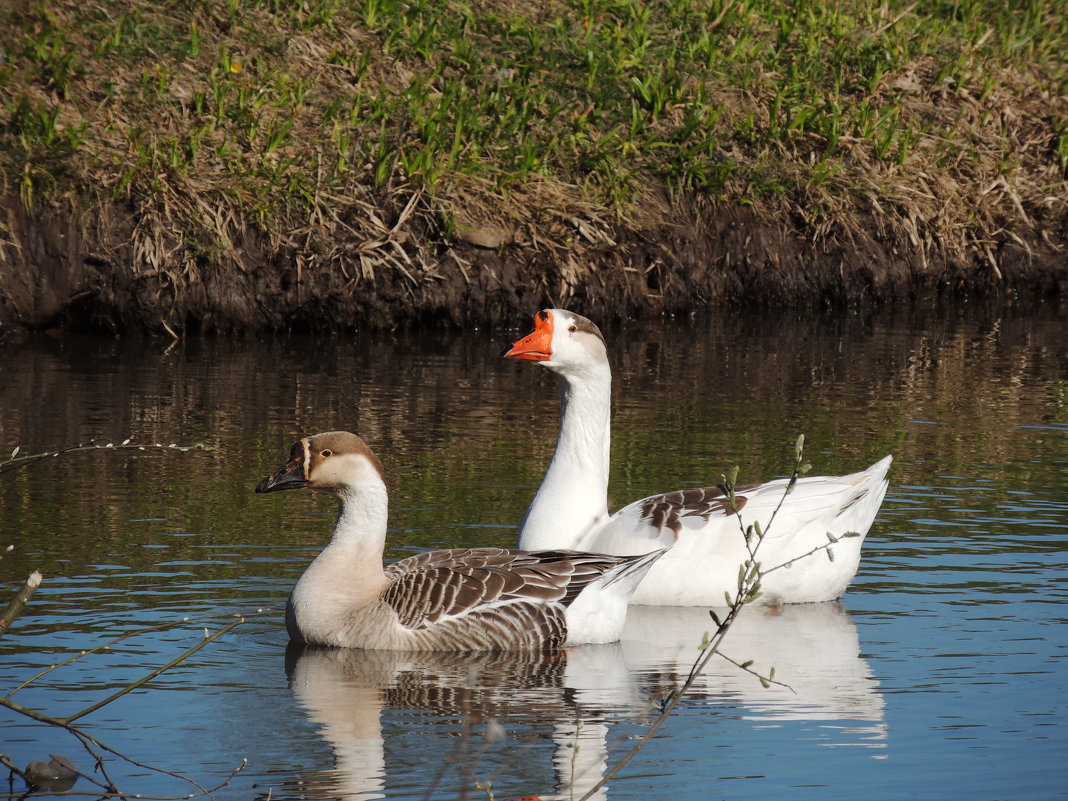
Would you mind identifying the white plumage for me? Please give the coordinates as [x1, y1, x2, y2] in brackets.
[502, 309, 891, 605]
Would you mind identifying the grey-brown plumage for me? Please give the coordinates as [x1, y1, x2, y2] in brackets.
[378, 548, 648, 651]
[256, 432, 664, 651]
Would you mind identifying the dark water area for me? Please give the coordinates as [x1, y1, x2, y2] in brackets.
[1, 303, 1066, 800]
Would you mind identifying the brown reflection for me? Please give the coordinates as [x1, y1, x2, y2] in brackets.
[281, 644, 628, 800]
[0, 304, 1064, 585]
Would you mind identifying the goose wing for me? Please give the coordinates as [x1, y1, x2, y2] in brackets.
[382, 547, 641, 628]
[593, 463, 891, 553]
[584, 482, 767, 552]
[377, 548, 652, 650]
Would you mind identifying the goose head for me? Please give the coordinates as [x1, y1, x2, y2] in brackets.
[255, 431, 386, 497]
[501, 309, 608, 379]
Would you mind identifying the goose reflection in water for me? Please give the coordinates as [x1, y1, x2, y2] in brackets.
[284, 644, 628, 800]
[622, 602, 886, 733]
[281, 601, 884, 800]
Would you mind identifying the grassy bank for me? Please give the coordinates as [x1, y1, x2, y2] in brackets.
[1, 0, 1065, 331]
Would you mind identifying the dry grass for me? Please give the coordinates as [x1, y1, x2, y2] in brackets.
[0, 0, 1065, 329]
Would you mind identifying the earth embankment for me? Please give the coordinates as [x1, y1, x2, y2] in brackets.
[1, 0, 1065, 332]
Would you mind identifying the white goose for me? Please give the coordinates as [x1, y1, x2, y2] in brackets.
[501, 309, 892, 606]
[256, 431, 664, 650]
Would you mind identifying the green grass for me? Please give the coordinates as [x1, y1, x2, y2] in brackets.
[1, 0, 1065, 305]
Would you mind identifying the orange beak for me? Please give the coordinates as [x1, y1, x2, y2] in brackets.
[500, 310, 554, 362]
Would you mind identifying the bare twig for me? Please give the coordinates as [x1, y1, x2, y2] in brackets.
[64, 616, 245, 724]
[6, 611, 268, 700]
[577, 435, 816, 801]
[1, 614, 256, 799]
[0, 439, 210, 477]
[0, 571, 42, 635]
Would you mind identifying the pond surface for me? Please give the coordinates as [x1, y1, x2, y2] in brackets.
[1, 303, 1066, 800]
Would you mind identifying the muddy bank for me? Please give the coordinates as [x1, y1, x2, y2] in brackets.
[3, 0, 1065, 333]
[1, 193, 1064, 335]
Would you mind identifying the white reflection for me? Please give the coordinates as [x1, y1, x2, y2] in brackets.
[284, 645, 628, 800]
[622, 601, 886, 740]
[284, 602, 885, 798]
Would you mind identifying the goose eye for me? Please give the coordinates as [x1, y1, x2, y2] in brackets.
[568, 325, 577, 333]
[320, 449, 333, 457]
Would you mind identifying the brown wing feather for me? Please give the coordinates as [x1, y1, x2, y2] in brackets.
[638, 484, 755, 536]
[382, 548, 644, 629]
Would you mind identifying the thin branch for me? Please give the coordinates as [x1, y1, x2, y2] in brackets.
[64, 719, 205, 798]
[6, 610, 269, 700]
[63, 616, 245, 724]
[717, 652, 793, 692]
[0, 696, 60, 726]
[0, 439, 211, 477]
[577, 435, 816, 801]
[759, 530, 861, 579]
[0, 571, 42, 635]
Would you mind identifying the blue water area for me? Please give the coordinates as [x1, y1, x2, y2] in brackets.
[1, 307, 1066, 799]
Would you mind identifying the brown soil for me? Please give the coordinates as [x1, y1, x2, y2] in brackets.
[1, 192, 1064, 335]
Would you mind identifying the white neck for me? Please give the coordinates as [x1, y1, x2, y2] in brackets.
[288, 481, 390, 641]
[329, 483, 390, 559]
[518, 364, 612, 551]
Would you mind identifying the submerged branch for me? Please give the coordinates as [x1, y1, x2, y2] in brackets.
[0, 571, 42, 635]
[63, 616, 245, 724]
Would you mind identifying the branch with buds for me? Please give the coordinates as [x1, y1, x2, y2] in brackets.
[578, 434, 840, 801]
[1, 437, 211, 477]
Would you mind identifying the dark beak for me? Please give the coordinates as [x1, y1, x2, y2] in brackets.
[255, 453, 308, 493]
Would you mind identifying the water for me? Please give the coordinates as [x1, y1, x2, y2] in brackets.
[1, 304, 1065, 800]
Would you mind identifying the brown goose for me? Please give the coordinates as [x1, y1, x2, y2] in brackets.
[256, 432, 664, 651]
